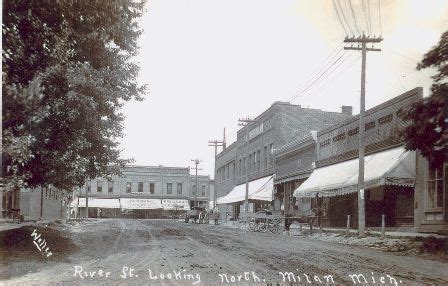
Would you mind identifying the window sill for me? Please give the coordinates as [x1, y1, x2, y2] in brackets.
[424, 208, 444, 213]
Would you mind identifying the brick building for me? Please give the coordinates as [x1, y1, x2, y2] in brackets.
[72, 165, 212, 219]
[294, 87, 423, 228]
[215, 101, 351, 218]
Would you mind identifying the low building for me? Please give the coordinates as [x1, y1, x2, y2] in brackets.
[20, 187, 70, 221]
[215, 101, 352, 218]
[72, 165, 212, 219]
[274, 134, 316, 216]
[293, 87, 423, 228]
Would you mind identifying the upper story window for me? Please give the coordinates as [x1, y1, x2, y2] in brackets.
[378, 114, 393, 124]
[264, 146, 268, 170]
[348, 127, 359, 136]
[149, 182, 155, 194]
[365, 121, 376, 131]
[167, 183, 172, 194]
[332, 133, 346, 142]
[138, 182, 143, 192]
[320, 139, 330, 147]
[201, 185, 206, 196]
[126, 182, 132, 193]
[177, 183, 182, 195]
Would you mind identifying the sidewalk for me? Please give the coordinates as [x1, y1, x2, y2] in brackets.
[216, 220, 447, 239]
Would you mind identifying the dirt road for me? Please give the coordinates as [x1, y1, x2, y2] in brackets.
[1, 219, 447, 285]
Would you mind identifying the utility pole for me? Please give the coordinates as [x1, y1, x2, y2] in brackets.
[344, 33, 382, 238]
[238, 117, 257, 214]
[191, 159, 203, 207]
[208, 133, 225, 209]
[85, 184, 89, 219]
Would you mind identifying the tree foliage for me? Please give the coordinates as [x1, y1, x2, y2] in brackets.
[402, 31, 448, 168]
[2, 0, 147, 191]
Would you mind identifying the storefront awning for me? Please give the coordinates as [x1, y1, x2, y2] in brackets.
[294, 146, 415, 198]
[217, 176, 274, 204]
[70, 198, 121, 208]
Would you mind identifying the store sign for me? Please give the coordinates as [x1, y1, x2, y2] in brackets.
[248, 123, 264, 140]
[162, 199, 190, 210]
[121, 198, 162, 210]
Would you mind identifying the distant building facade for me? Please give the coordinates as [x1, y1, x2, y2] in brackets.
[72, 165, 212, 219]
[215, 101, 352, 218]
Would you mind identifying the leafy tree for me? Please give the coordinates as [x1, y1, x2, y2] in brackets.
[402, 31, 447, 168]
[2, 1, 147, 191]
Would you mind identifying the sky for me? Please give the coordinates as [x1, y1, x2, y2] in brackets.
[119, 0, 448, 178]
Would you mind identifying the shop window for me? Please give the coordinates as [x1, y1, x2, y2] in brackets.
[177, 183, 182, 195]
[97, 181, 102, 192]
[426, 165, 444, 209]
[138, 182, 143, 192]
[149, 182, 155, 194]
[126, 182, 132, 193]
[167, 183, 172, 194]
[201, 185, 206, 196]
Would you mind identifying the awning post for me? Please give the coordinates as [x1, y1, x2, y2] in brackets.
[381, 214, 386, 239]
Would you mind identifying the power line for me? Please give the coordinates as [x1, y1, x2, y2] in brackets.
[333, 0, 349, 36]
[362, 0, 371, 34]
[348, 0, 361, 36]
[367, 0, 373, 35]
[378, 0, 382, 35]
[287, 43, 344, 102]
[290, 51, 348, 103]
[298, 53, 361, 102]
[337, 0, 354, 36]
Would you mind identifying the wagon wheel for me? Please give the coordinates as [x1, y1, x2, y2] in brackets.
[258, 218, 268, 232]
[249, 218, 257, 231]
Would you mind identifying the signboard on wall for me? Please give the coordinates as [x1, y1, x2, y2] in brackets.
[162, 199, 190, 210]
[248, 123, 264, 140]
[120, 198, 162, 210]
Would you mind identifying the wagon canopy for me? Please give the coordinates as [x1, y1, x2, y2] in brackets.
[294, 146, 415, 198]
[217, 176, 274, 204]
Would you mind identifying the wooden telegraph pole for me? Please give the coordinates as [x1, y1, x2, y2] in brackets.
[344, 33, 382, 237]
[190, 159, 203, 207]
[208, 134, 225, 209]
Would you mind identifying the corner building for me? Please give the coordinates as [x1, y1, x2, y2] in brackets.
[215, 101, 351, 218]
